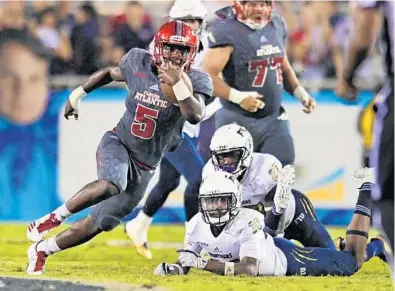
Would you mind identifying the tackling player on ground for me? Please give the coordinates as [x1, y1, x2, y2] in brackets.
[26, 20, 213, 275]
[200, 124, 386, 262]
[203, 0, 316, 166]
[155, 168, 382, 277]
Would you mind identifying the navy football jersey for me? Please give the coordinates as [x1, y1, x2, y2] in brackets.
[116, 48, 213, 167]
[208, 8, 287, 118]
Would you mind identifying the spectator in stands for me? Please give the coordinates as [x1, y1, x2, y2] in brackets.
[0, 1, 28, 33]
[36, 7, 72, 74]
[113, 1, 154, 54]
[70, 3, 100, 75]
[287, 2, 334, 80]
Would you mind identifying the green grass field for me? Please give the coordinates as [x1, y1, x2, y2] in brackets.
[0, 224, 393, 291]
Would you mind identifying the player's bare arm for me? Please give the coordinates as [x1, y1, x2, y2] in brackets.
[202, 257, 259, 277]
[158, 63, 205, 124]
[203, 47, 264, 113]
[282, 55, 316, 114]
[337, 6, 382, 98]
[64, 66, 126, 120]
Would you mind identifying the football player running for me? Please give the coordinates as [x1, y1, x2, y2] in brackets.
[26, 21, 213, 275]
[125, 0, 221, 260]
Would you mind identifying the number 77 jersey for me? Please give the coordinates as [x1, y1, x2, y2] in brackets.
[208, 8, 287, 118]
[114, 48, 213, 168]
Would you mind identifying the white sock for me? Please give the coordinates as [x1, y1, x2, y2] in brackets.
[37, 237, 62, 256]
[53, 204, 72, 221]
[135, 211, 153, 229]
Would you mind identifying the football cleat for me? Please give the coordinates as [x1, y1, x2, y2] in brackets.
[335, 237, 346, 251]
[27, 213, 62, 243]
[124, 220, 152, 260]
[26, 241, 48, 275]
[354, 167, 376, 189]
[273, 165, 295, 212]
[372, 234, 392, 263]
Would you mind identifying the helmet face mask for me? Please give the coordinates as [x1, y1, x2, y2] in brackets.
[199, 171, 242, 227]
[213, 149, 245, 176]
[200, 194, 234, 226]
[162, 43, 192, 68]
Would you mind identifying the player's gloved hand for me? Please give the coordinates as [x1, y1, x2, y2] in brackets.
[158, 62, 182, 86]
[64, 86, 87, 120]
[153, 262, 184, 276]
[228, 88, 264, 113]
[177, 249, 208, 269]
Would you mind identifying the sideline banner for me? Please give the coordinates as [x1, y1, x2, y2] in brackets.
[0, 88, 374, 225]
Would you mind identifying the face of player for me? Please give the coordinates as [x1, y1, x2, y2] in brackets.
[243, 1, 272, 25]
[201, 195, 231, 222]
[162, 44, 191, 68]
[215, 150, 243, 174]
[0, 42, 49, 124]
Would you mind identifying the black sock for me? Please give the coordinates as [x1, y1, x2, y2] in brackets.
[354, 182, 373, 217]
[264, 208, 282, 236]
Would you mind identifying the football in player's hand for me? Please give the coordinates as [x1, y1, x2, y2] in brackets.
[160, 72, 193, 104]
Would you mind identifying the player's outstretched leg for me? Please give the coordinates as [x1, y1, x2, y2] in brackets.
[27, 131, 126, 243]
[264, 165, 295, 236]
[344, 167, 376, 269]
[125, 156, 180, 259]
[27, 179, 118, 242]
[335, 168, 390, 263]
[27, 215, 101, 275]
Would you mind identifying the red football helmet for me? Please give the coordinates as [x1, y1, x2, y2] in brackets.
[153, 20, 198, 72]
[233, 0, 273, 30]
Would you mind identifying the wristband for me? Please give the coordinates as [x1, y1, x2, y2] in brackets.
[69, 86, 87, 107]
[293, 85, 309, 102]
[229, 88, 248, 104]
[224, 262, 235, 276]
[173, 79, 191, 101]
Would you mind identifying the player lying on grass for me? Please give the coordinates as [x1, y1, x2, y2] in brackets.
[199, 124, 386, 262]
[154, 168, 384, 277]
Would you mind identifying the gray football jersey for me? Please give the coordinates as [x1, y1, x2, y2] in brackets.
[208, 9, 287, 118]
[115, 48, 213, 167]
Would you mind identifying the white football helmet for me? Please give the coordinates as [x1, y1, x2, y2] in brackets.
[210, 124, 254, 178]
[199, 171, 242, 226]
[168, 0, 207, 35]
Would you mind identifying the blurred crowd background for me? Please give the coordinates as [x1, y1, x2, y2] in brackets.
[0, 0, 385, 80]
[0, 1, 385, 221]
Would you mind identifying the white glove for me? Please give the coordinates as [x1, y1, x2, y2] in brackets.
[177, 249, 208, 269]
[153, 263, 184, 276]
